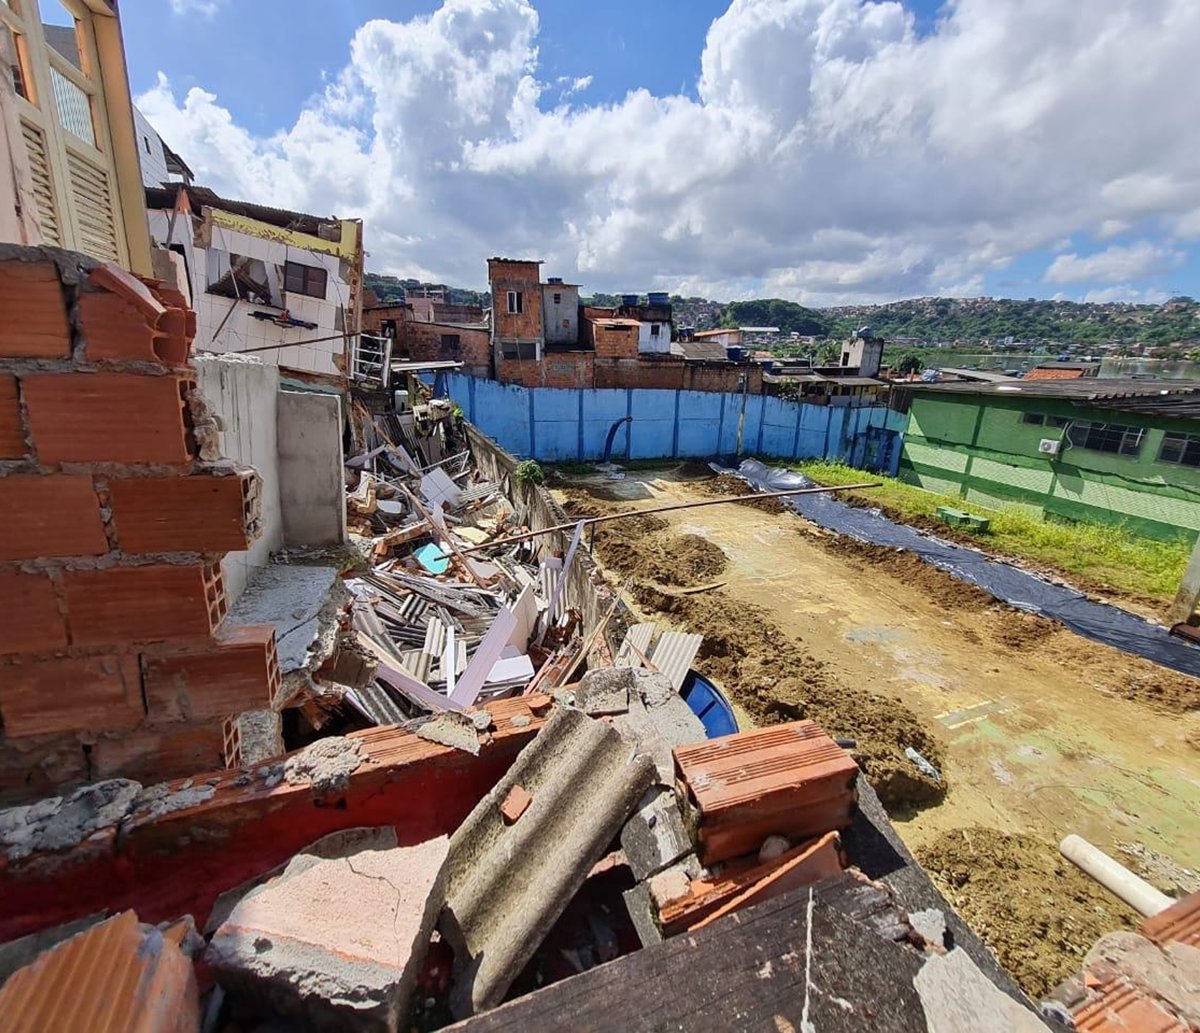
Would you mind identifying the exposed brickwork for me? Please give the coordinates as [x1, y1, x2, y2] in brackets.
[0, 374, 24, 458]
[143, 624, 280, 722]
[62, 563, 224, 647]
[0, 262, 70, 359]
[0, 654, 143, 737]
[0, 474, 108, 561]
[588, 321, 639, 359]
[110, 470, 261, 555]
[0, 573, 67, 655]
[488, 258, 543, 345]
[22, 372, 195, 465]
[498, 352, 594, 389]
[405, 321, 491, 375]
[0, 249, 279, 799]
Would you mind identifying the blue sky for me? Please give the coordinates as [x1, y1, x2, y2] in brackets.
[126, 1, 1200, 306]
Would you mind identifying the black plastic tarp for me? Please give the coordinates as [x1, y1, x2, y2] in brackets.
[729, 459, 1200, 679]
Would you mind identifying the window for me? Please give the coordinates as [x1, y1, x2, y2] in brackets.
[1022, 412, 1069, 428]
[284, 260, 327, 299]
[501, 342, 537, 360]
[552, 292, 561, 305]
[1066, 420, 1144, 457]
[3, 23, 29, 100]
[1158, 433, 1200, 468]
[506, 290, 523, 315]
[651, 323, 661, 338]
[439, 333, 461, 358]
[143, 135, 151, 155]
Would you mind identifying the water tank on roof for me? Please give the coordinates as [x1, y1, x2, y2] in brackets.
[726, 346, 743, 362]
[622, 294, 639, 307]
[647, 291, 670, 306]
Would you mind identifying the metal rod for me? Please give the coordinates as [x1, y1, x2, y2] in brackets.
[460, 481, 881, 554]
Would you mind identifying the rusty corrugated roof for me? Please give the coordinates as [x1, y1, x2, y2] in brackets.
[1140, 890, 1200, 948]
[0, 910, 199, 1032]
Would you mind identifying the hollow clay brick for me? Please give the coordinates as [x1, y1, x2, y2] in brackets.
[0, 474, 108, 561]
[22, 372, 194, 465]
[0, 654, 142, 738]
[110, 470, 259, 554]
[143, 624, 279, 722]
[0, 262, 70, 359]
[0, 374, 25, 458]
[62, 563, 224, 647]
[78, 291, 160, 363]
[0, 572, 67, 655]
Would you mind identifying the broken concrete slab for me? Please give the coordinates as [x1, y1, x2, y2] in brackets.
[576, 666, 632, 716]
[915, 948, 1049, 1032]
[416, 713, 482, 756]
[207, 833, 449, 1033]
[612, 694, 675, 784]
[440, 706, 656, 1018]
[283, 737, 363, 795]
[227, 564, 345, 676]
[622, 882, 663, 948]
[620, 786, 693, 881]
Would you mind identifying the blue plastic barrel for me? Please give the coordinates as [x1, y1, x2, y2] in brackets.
[681, 670, 739, 738]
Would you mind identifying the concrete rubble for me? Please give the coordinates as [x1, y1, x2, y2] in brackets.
[0, 248, 1063, 1031]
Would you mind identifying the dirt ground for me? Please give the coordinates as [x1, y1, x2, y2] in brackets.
[553, 467, 1200, 998]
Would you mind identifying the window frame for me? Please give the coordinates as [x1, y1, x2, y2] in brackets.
[506, 290, 523, 315]
[1066, 420, 1145, 458]
[283, 259, 328, 300]
[1158, 432, 1200, 468]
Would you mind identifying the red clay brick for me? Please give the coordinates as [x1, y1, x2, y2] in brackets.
[62, 563, 225, 647]
[143, 624, 279, 722]
[78, 291, 160, 362]
[87, 719, 228, 783]
[110, 470, 259, 554]
[87, 262, 166, 322]
[0, 262, 70, 358]
[0, 654, 142, 737]
[0, 572, 67, 655]
[22, 372, 194, 465]
[0, 374, 25, 458]
[0, 730, 87, 808]
[153, 308, 192, 366]
[0, 474, 108, 561]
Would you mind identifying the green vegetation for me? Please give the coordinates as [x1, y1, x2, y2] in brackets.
[513, 459, 545, 486]
[721, 299, 831, 336]
[791, 460, 1191, 606]
[894, 351, 925, 375]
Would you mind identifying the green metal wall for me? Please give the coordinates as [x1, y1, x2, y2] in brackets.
[899, 392, 1200, 542]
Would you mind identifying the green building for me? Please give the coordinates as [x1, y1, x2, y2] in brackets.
[896, 379, 1200, 543]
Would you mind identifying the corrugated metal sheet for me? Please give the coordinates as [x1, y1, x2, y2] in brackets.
[615, 622, 656, 668]
[0, 910, 199, 1032]
[1140, 890, 1200, 948]
[651, 631, 702, 690]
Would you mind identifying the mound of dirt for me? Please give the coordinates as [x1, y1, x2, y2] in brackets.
[917, 827, 1137, 998]
[634, 585, 945, 809]
[700, 474, 788, 514]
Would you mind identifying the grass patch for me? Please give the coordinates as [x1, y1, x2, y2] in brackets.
[791, 459, 1192, 605]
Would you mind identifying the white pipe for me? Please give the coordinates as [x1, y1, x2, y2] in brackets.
[1060, 835, 1173, 917]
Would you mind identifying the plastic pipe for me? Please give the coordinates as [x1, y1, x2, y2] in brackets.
[1059, 835, 1173, 917]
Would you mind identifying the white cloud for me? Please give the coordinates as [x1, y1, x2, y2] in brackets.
[137, 0, 1200, 300]
[1082, 285, 1170, 305]
[1043, 241, 1183, 284]
[168, 0, 223, 16]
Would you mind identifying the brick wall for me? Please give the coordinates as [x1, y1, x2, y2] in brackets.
[0, 246, 280, 804]
[498, 351, 594, 389]
[586, 321, 639, 359]
[407, 322, 491, 377]
[488, 259, 543, 344]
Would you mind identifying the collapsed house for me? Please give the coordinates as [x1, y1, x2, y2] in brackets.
[0, 241, 1118, 1032]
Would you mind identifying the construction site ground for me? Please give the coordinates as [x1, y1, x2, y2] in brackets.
[552, 465, 1200, 998]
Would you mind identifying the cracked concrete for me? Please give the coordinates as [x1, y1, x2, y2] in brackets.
[283, 738, 364, 795]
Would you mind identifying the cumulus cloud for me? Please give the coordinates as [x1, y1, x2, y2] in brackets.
[1043, 241, 1184, 284]
[1082, 285, 1171, 305]
[136, 0, 1200, 302]
[168, 0, 223, 16]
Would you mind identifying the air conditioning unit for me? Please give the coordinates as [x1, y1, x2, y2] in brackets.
[1038, 438, 1061, 456]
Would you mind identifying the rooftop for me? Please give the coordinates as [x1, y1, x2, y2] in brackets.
[902, 377, 1200, 417]
[144, 184, 347, 235]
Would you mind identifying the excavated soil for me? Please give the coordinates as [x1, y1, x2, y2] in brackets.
[700, 473, 788, 513]
[917, 827, 1138, 998]
[559, 488, 945, 809]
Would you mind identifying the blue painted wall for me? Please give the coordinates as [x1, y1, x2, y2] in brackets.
[438, 373, 905, 473]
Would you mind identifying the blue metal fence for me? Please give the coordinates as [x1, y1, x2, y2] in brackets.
[435, 373, 906, 473]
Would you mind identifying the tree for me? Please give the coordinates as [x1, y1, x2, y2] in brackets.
[896, 352, 924, 375]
